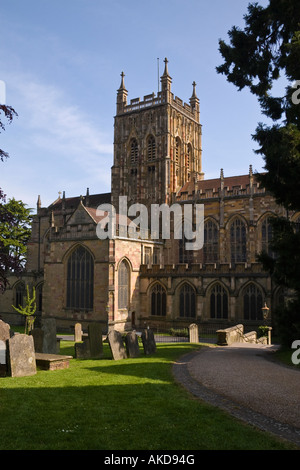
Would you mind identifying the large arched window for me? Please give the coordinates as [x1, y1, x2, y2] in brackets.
[150, 283, 166, 316]
[66, 246, 94, 310]
[210, 283, 228, 319]
[243, 283, 263, 321]
[204, 219, 219, 263]
[230, 218, 247, 262]
[118, 259, 130, 309]
[130, 138, 138, 164]
[147, 135, 156, 161]
[179, 283, 196, 318]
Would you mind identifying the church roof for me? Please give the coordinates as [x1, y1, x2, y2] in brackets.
[84, 206, 135, 227]
[49, 192, 111, 211]
[178, 172, 260, 197]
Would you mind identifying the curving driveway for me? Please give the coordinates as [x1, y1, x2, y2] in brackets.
[173, 343, 300, 447]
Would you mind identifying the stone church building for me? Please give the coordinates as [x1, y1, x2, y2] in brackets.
[1, 59, 297, 333]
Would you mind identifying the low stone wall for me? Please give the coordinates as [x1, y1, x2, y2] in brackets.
[216, 324, 271, 345]
[243, 331, 258, 343]
[216, 324, 244, 346]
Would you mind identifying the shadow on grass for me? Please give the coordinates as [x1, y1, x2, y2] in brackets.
[0, 380, 293, 451]
[0, 342, 296, 450]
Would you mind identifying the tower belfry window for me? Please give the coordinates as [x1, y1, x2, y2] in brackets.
[187, 144, 192, 169]
[175, 137, 180, 165]
[147, 135, 156, 160]
[130, 139, 138, 164]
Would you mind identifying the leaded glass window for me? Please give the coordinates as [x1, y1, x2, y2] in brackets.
[66, 246, 94, 310]
[210, 284, 228, 319]
[230, 218, 247, 262]
[150, 283, 166, 316]
[243, 284, 263, 320]
[204, 219, 219, 263]
[179, 283, 196, 318]
[118, 260, 130, 309]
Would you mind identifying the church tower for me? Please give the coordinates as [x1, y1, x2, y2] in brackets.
[111, 58, 204, 212]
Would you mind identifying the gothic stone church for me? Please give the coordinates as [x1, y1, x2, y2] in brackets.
[1, 59, 296, 333]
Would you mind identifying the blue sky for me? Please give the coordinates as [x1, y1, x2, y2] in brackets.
[0, 0, 271, 212]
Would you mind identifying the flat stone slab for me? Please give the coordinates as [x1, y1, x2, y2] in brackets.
[35, 353, 73, 371]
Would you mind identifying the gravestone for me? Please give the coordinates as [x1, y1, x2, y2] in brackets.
[74, 323, 83, 342]
[88, 323, 103, 358]
[108, 330, 127, 360]
[0, 319, 11, 342]
[7, 334, 36, 377]
[75, 336, 91, 359]
[141, 328, 156, 355]
[42, 318, 57, 354]
[0, 340, 6, 364]
[30, 328, 44, 352]
[0, 339, 6, 376]
[189, 323, 199, 343]
[125, 331, 140, 358]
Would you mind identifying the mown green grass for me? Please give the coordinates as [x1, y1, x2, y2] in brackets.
[0, 341, 296, 450]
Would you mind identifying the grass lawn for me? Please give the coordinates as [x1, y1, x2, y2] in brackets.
[0, 340, 296, 450]
[274, 347, 300, 369]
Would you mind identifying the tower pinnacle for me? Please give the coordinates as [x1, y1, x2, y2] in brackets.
[116, 71, 128, 114]
[118, 71, 126, 91]
[160, 57, 172, 98]
[189, 81, 200, 122]
[162, 57, 170, 77]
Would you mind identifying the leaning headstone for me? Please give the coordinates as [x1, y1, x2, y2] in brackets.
[125, 331, 140, 358]
[42, 318, 57, 354]
[30, 328, 44, 353]
[6, 334, 36, 377]
[107, 330, 127, 360]
[0, 319, 11, 342]
[141, 328, 156, 355]
[88, 323, 103, 358]
[74, 323, 83, 342]
[189, 323, 199, 343]
[0, 340, 6, 376]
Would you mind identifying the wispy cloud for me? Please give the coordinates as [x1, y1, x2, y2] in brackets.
[10, 72, 112, 157]
[2, 70, 113, 205]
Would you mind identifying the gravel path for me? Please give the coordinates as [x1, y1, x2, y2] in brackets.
[172, 343, 300, 447]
